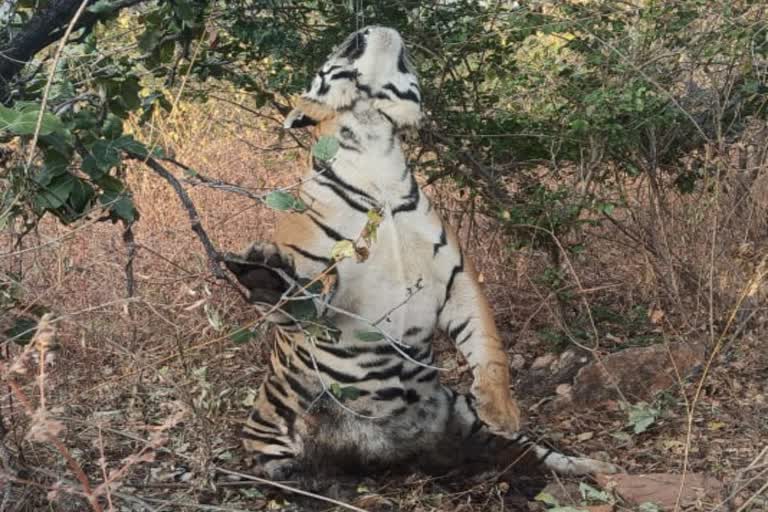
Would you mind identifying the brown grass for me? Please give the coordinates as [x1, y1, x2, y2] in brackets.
[2, 98, 766, 511]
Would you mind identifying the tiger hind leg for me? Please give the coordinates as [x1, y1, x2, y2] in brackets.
[241, 379, 307, 480]
[434, 388, 620, 476]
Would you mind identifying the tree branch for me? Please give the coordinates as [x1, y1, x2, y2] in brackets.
[0, 0, 147, 103]
[134, 156, 248, 300]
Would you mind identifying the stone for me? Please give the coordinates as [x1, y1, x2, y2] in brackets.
[596, 472, 723, 510]
[518, 349, 592, 398]
[570, 342, 704, 406]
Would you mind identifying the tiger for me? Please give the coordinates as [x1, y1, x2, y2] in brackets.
[224, 26, 618, 480]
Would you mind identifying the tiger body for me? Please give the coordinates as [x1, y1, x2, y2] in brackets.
[226, 26, 617, 479]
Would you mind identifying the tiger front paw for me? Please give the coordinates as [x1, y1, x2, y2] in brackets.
[223, 242, 297, 305]
[471, 382, 522, 435]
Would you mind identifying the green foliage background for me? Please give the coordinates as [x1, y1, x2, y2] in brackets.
[1, 0, 767, 260]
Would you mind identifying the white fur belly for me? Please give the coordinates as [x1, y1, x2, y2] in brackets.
[330, 207, 441, 339]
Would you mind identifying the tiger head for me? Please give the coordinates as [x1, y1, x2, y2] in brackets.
[284, 26, 422, 130]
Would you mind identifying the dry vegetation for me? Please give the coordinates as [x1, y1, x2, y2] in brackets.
[2, 97, 767, 511]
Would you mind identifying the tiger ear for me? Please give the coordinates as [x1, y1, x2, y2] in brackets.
[283, 96, 337, 129]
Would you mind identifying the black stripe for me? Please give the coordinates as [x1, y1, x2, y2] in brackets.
[330, 70, 358, 81]
[397, 48, 409, 73]
[294, 347, 360, 384]
[371, 343, 398, 355]
[268, 378, 288, 397]
[284, 372, 315, 404]
[241, 430, 282, 445]
[248, 409, 283, 432]
[317, 65, 341, 77]
[404, 326, 422, 336]
[439, 255, 465, 316]
[264, 384, 297, 427]
[314, 160, 376, 201]
[256, 453, 293, 463]
[392, 175, 419, 215]
[317, 75, 330, 95]
[341, 32, 366, 60]
[316, 181, 370, 213]
[362, 363, 403, 381]
[433, 227, 447, 256]
[338, 141, 361, 152]
[340, 125, 360, 145]
[359, 357, 394, 369]
[448, 318, 471, 340]
[383, 83, 420, 103]
[413, 344, 432, 362]
[285, 244, 332, 264]
[373, 387, 404, 401]
[469, 419, 484, 436]
[457, 330, 474, 346]
[314, 343, 358, 359]
[405, 389, 421, 404]
[357, 83, 373, 97]
[377, 109, 396, 126]
[400, 364, 427, 381]
[416, 369, 438, 383]
[308, 214, 347, 242]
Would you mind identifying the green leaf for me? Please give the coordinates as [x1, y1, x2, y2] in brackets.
[87, 139, 122, 172]
[534, 492, 560, 507]
[265, 190, 307, 212]
[4, 317, 38, 345]
[99, 187, 137, 223]
[139, 30, 161, 53]
[354, 330, 385, 342]
[638, 502, 662, 512]
[626, 401, 661, 434]
[286, 298, 316, 321]
[113, 135, 150, 158]
[340, 386, 361, 401]
[35, 174, 76, 209]
[111, 195, 137, 222]
[87, 0, 115, 14]
[596, 202, 615, 215]
[229, 327, 255, 345]
[329, 383, 361, 401]
[578, 482, 611, 503]
[312, 136, 339, 161]
[102, 114, 123, 139]
[330, 240, 356, 261]
[0, 105, 65, 136]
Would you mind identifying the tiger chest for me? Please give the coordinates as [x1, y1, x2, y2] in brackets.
[330, 206, 447, 339]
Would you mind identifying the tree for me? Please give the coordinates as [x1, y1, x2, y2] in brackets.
[1, 0, 766, 298]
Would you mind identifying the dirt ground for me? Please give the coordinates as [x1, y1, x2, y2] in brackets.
[2, 99, 766, 511]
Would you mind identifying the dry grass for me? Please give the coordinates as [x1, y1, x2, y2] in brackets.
[1, 98, 766, 511]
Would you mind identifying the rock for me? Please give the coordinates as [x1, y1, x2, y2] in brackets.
[596, 472, 723, 510]
[511, 353, 526, 370]
[518, 349, 592, 398]
[531, 353, 557, 370]
[570, 342, 704, 406]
